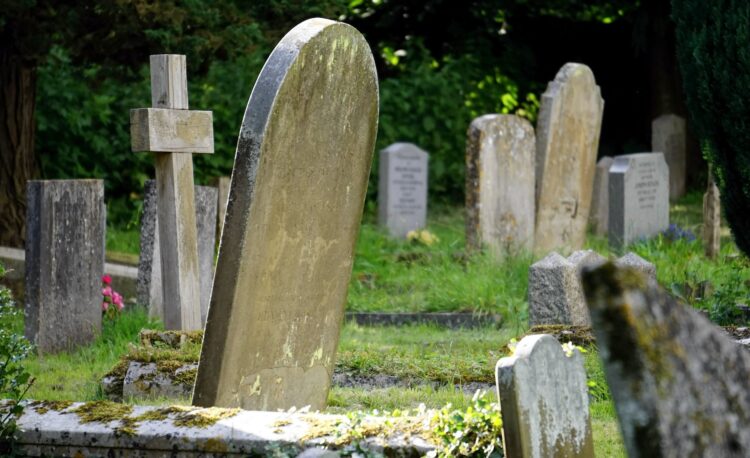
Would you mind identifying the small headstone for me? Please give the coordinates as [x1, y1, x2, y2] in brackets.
[703, 173, 720, 259]
[589, 156, 614, 235]
[193, 18, 379, 411]
[378, 143, 429, 238]
[25, 180, 105, 353]
[465, 114, 535, 256]
[608, 152, 669, 249]
[652, 114, 686, 201]
[496, 334, 594, 458]
[535, 63, 604, 254]
[137, 181, 217, 325]
[615, 251, 656, 282]
[581, 263, 750, 457]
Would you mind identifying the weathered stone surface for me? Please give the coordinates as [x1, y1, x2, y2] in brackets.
[582, 263, 750, 457]
[378, 143, 429, 238]
[130, 108, 214, 154]
[11, 401, 437, 457]
[652, 114, 686, 201]
[615, 251, 656, 282]
[214, 175, 231, 240]
[590, 156, 614, 235]
[535, 63, 604, 254]
[193, 19, 379, 411]
[703, 173, 721, 259]
[528, 252, 587, 326]
[496, 334, 594, 458]
[609, 152, 669, 249]
[122, 361, 197, 400]
[137, 180, 217, 325]
[25, 180, 105, 354]
[465, 114, 535, 257]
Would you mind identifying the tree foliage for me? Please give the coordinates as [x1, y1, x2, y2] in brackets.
[672, 0, 750, 257]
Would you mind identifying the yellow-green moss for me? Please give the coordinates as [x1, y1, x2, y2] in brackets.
[524, 325, 596, 348]
[202, 437, 229, 453]
[73, 401, 133, 424]
[172, 407, 240, 428]
[172, 368, 198, 387]
[29, 400, 74, 415]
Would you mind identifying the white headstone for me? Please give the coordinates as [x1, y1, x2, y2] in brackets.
[378, 143, 429, 238]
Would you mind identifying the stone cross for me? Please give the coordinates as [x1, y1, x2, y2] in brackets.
[582, 263, 750, 457]
[130, 55, 214, 330]
[192, 18, 378, 411]
[465, 114, 535, 257]
[496, 334, 595, 458]
[703, 171, 721, 259]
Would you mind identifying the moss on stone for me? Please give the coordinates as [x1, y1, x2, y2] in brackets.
[202, 437, 229, 453]
[172, 367, 198, 387]
[73, 401, 133, 424]
[29, 400, 74, 415]
[172, 407, 240, 428]
[524, 325, 596, 349]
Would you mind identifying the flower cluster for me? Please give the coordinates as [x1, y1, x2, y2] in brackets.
[406, 229, 440, 246]
[661, 224, 696, 242]
[101, 275, 124, 319]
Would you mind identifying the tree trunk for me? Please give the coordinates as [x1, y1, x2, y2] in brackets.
[0, 45, 39, 248]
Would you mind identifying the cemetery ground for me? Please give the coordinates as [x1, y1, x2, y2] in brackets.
[4, 190, 748, 457]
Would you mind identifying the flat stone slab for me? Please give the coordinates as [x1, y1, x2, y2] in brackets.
[345, 312, 502, 329]
[11, 401, 437, 457]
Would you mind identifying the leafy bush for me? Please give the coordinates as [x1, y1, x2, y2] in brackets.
[428, 391, 503, 457]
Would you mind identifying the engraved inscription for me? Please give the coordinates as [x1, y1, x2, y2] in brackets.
[392, 154, 425, 217]
[633, 160, 660, 211]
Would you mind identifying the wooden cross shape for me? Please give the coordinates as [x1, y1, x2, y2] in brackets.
[130, 55, 213, 330]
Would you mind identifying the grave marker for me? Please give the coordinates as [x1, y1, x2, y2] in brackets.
[652, 114, 686, 200]
[130, 54, 214, 330]
[378, 143, 428, 238]
[496, 334, 595, 458]
[703, 172, 720, 259]
[582, 263, 750, 457]
[535, 63, 604, 254]
[608, 152, 669, 249]
[589, 156, 614, 235]
[193, 18, 379, 411]
[465, 114, 535, 256]
[25, 180, 105, 353]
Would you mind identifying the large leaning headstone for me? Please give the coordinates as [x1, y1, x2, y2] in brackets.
[378, 143, 428, 238]
[609, 152, 669, 249]
[465, 114, 535, 256]
[25, 180, 105, 353]
[534, 63, 604, 254]
[652, 113, 686, 201]
[496, 334, 594, 458]
[193, 18, 379, 411]
[136, 180, 217, 325]
[589, 156, 614, 235]
[581, 263, 750, 457]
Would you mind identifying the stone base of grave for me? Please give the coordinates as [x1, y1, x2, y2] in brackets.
[10, 401, 437, 457]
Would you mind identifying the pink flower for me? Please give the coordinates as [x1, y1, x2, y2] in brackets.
[113, 292, 123, 306]
[116, 302, 124, 311]
[102, 275, 112, 285]
[101, 301, 109, 311]
[102, 286, 112, 297]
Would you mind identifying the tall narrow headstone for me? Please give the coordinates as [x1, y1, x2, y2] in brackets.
[608, 152, 669, 249]
[193, 18, 379, 411]
[582, 263, 750, 457]
[589, 156, 614, 235]
[215, 176, 230, 241]
[652, 114, 686, 201]
[378, 143, 428, 238]
[465, 114, 535, 256]
[137, 180, 217, 325]
[25, 180, 105, 354]
[496, 334, 595, 458]
[703, 172, 721, 259]
[534, 63, 604, 254]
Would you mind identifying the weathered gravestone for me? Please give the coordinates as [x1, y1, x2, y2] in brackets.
[609, 152, 669, 249]
[214, 176, 231, 240]
[529, 250, 655, 327]
[137, 180, 217, 325]
[193, 18, 379, 411]
[652, 113, 686, 201]
[703, 172, 721, 259]
[589, 156, 614, 235]
[378, 143, 428, 238]
[465, 114, 535, 256]
[496, 334, 594, 458]
[534, 63, 604, 254]
[25, 180, 105, 353]
[581, 263, 750, 457]
[130, 54, 214, 331]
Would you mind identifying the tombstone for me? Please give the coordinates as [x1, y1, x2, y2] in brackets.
[465, 114, 535, 256]
[214, 176, 231, 241]
[130, 54, 214, 331]
[703, 172, 720, 259]
[137, 181, 217, 325]
[193, 18, 378, 411]
[378, 143, 428, 238]
[652, 114, 686, 201]
[534, 63, 604, 254]
[496, 334, 594, 458]
[581, 263, 750, 457]
[614, 251, 656, 282]
[589, 156, 614, 235]
[608, 152, 669, 249]
[25, 180, 105, 354]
